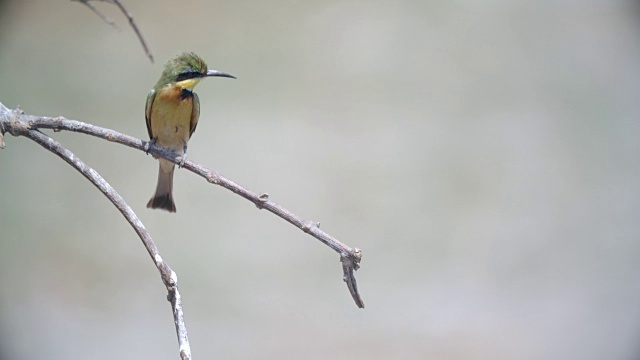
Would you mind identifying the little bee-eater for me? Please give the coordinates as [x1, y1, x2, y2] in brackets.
[146, 52, 235, 212]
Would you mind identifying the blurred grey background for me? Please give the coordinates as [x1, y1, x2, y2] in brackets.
[1, 0, 640, 359]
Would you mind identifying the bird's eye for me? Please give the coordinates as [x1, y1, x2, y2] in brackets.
[176, 71, 200, 82]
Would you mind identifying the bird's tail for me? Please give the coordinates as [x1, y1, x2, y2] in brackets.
[147, 159, 176, 212]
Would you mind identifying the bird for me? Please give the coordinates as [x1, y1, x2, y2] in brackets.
[145, 51, 235, 212]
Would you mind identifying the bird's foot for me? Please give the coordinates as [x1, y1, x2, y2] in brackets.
[144, 138, 156, 155]
[178, 154, 187, 168]
[178, 145, 188, 168]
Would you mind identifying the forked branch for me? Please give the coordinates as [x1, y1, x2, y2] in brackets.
[73, 0, 154, 63]
[0, 103, 365, 307]
[0, 103, 190, 359]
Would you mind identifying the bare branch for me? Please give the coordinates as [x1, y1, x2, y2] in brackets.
[111, 0, 154, 63]
[71, 0, 120, 30]
[0, 103, 191, 359]
[73, 0, 154, 63]
[0, 103, 365, 308]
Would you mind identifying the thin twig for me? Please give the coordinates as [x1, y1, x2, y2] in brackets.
[73, 0, 154, 63]
[0, 103, 192, 359]
[0, 104, 365, 308]
[111, 0, 154, 63]
[71, 0, 120, 30]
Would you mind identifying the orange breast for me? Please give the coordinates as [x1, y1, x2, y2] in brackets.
[150, 85, 194, 153]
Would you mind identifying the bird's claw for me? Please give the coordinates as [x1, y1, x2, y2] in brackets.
[178, 155, 187, 168]
[144, 139, 156, 155]
[178, 145, 188, 168]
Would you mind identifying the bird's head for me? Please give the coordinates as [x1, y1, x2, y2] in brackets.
[156, 51, 235, 90]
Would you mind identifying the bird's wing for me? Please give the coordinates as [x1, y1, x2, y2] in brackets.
[189, 91, 200, 139]
[145, 89, 156, 140]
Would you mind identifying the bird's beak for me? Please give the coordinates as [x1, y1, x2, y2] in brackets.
[205, 70, 236, 79]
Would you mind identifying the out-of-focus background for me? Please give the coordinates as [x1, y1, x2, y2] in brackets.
[1, 0, 639, 359]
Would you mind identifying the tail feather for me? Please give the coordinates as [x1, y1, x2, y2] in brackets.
[147, 160, 176, 212]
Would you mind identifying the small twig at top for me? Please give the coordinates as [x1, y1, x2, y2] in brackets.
[73, 0, 154, 63]
[111, 0, 154, 63]
[72, 0, 120, 30]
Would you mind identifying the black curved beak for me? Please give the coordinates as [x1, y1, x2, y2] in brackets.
[205, 70, 236, 79]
